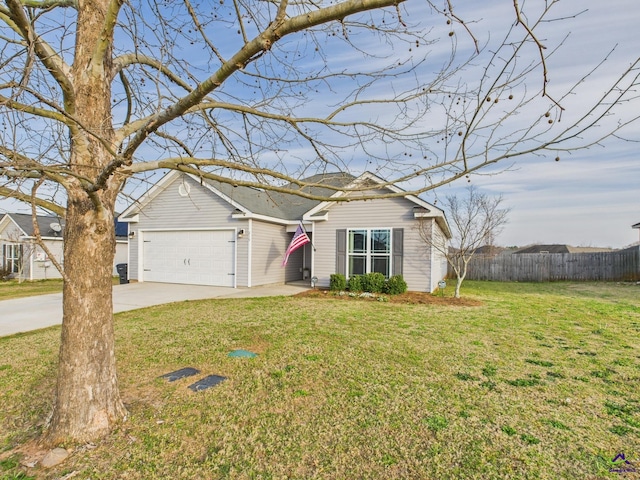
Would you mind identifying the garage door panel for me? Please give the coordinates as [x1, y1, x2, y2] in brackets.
[142, 230, 235, 287]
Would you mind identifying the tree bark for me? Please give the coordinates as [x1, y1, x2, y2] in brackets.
[45, 198, 126, 445]
[43, 0, 127, 445]
[454, 275, 463, 299]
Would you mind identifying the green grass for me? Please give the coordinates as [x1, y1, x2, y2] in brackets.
[1, 281, 639, 479]
[0, 277, 121, 300]
[0, 279, 64, 300]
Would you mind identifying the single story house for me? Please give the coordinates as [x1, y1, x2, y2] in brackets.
[513, 244, 614, 254]
[0, 213, 128, 280]
[118, 170, 451, 292]
[472, 245, 507, 255]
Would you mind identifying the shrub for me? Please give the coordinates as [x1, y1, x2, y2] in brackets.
[347, 275, 363, 292]
[385, 275, 407, 295]
[329, 273, 346, 291]
[0, 266, 12, 282]
[362, 272, 385, 293]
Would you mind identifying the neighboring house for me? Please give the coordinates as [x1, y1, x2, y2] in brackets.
[633, 222, 640, 242]
[0, 213, 128, 280]
[472, 245, 506, 255]
[119, 170, 451, 292]
[513, 244, 614, 254]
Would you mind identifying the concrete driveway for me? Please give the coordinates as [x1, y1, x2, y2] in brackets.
[0, 282, 309, 337]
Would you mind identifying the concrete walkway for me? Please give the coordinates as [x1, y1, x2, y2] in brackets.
[0, 282, 310, 337]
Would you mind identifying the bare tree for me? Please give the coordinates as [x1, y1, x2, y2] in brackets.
[419, 185, 509, 298]
[0, 0, 638, 444]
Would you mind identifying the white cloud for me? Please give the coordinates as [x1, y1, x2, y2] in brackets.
[437, 152, 640, 248]
[2, 0, 639, 251]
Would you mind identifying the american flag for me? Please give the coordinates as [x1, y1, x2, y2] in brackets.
[282, 224, 310, 266]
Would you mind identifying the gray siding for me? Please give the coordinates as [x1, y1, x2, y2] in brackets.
[25, 241, 124, 280]
[123, 173, 445, 291]
[28, 240, 64, 280]
[113, 241, 128, 276]
[0, 222, 26, 277]
[284, 237, 310, 284]
[128, 174, 250, 286]
[429, 222, 448, 291]
[312, 193, 433, 292]
[302, 241, 312, 280]
[0, 221, 64, 280]
[250, 220, 291, 286]
[2, 219, 130, 281]
[0, 221, 23, 242]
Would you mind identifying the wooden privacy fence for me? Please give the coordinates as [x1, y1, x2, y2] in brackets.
[456, 248, 640, 282]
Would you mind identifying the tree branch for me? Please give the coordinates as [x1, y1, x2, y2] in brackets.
[21, 0, 77, 8]
[182, 0, 226, 63]
[4, 0, 74, 107]
[93, 0, 124, 68]
[0, 93, 69, 123]
[112, 53, 194, 91]
[123, 157, 476, 203]
[31, 179, 67, 280]
[120, 0, 404, 159]
[0, 185, 66, 216]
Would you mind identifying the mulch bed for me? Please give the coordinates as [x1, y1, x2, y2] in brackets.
[294, 289, 482, 306]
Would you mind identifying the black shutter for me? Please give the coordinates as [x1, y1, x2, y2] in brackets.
[336, 229, 346, 275]
[392, 228, 403, 276]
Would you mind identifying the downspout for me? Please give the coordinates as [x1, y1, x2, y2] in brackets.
[310, 222, 315, 282]
[247, 219, 252, 287]
[29, 240, 34, 281]
[430, 220, 435, 293]
[126, 224, 131, 281]
[137, 231, 143, 282]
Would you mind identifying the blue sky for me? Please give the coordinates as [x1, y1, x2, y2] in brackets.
[418, 0, 640, 248]
[1, 0, 638, 248]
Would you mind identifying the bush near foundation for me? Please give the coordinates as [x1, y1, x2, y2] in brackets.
[362, 272, 386, 293]
[329, 273, 347, 291]
[384, 275, 408, 295]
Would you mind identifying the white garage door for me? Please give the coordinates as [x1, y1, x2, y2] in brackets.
[142, 230, 235, 287]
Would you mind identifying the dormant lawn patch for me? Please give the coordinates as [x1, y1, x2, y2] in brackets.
[1, 282, 639, 479]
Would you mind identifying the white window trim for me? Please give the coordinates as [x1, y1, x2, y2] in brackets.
[3, 243, 22, 273]
[346, 228, 392, 278]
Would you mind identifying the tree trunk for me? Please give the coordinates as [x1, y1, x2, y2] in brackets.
[44, 198, 126, 445]
[454, 275, 463, 298]
[43, 0, 127, 445]
[454, 261, 469, 299]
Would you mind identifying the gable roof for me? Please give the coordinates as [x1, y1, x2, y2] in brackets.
[204, 172, 356, 220]
[0, 213, 65, 238]
[473, 245, 506, 255]
[120, 170, 450, 236]
[302, 171, 451, 236]
[120, 170, 357, 223]
[0, 213, 128, 239]
[514, 244, 614, 254]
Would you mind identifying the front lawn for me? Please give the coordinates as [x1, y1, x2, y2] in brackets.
[0, 279, 64, 300]
[0, 277, 121, 300]
[1, 281, 639, 479]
